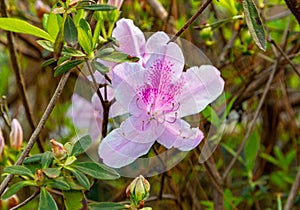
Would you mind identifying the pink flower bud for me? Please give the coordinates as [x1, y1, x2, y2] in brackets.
[35, 169, 45, 186]
[0, 128, 5, 159]
[107, 0, 124, 10]
[126, 175, 150, 208]
[50, 139, 67, 160]
[9, 119, 23, 150]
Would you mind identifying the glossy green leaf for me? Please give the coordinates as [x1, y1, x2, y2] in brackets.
[93, 60, 110, 74]
[78, 19, 93, 55]
[79, 4, 116, 11]
[88, 202, 125, 210]
[37, 40, 85, 57]
[39, 187, 58, 210]
[0, 18, 54, 41]
[41, 151, 54, 169]
[4, 165, 34, 178]
[24, 154, 43, 164]
[242, 0, 266, 51]
[244, 131, 260, 170]
[47, 12, 62, 39]
[71, 135, 92, 156]
[41, 58, 56, 68]
[63, 191, 84, 210]
[43, 168, 61, 178]
[70, 169, 90, 189]
[98, 51, 139, 63]
[73, 162, 120, 180]
[54, 59, 84, 77]
[64, 15, 78, 45]
[46, 177, 71, 191]
[1, 181, 36, 200]
[64, 156, 77, 166]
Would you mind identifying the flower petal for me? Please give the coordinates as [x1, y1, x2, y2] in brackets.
[112, 18, 146, 57]
[178, 65, 224, 117]
[68, 94, 102, 141]
[98, 128, 154, 168]
[145, 41, 184, 83]
[157, 119, 203, 151]
[120, 116, 165, 143]
[144, 32, 170, 61]
[112, 62, 145, 111]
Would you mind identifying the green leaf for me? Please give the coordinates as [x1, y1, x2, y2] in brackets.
[0, 18, 54, 41]
[46, 177, 71, 191]
[1, 181, 36, 200]
[242, 0, 266, 51]
[78, 19, 93, 55]
[244, 131, 260, 170]
[88, 202, 125, 210]
[63, 191, 84, 210]
[4, 165, 34, 178]
[92, 20, 102, 49]
[64, 156, 77, 166]
[43, 168, 61, 178]
[54, 59, 84, 77]
[93, 60, 110, 74]
[73, 162, 120, 180]
[79, 4, 116, 11]
[64, 15, 78, 45]
[71, 135, 92, 156]
[47, 12, 62, 39]
[24, 154, 43, 164]
[41, 58, 56, 68]
[98, 51, 140, 63]
[39, 187, 58, 210]
[41, 151, 54, 169]
[70, 169, 90, 189]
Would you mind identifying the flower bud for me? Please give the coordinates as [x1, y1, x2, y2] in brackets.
[34, 169, 45, 186]
[0, 128, 5, 159]
[10, 119, 23, 150]
[0, 194, 19, 209]
[50, 139, 67, 160]
[126, 175, 150, 207]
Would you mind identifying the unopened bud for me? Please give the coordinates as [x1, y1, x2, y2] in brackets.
[0, 128, 5, 159]
[35, 169, 45, 185]
[0, 194, 19, 209]
[107, 0, 124, 10]
[126, 175, 150, 207]
[50, 139, 67, 160]
[10, 119, 23, 150]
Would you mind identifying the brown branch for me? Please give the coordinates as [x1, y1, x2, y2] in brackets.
[284, 0, 300, 25]
[0, 0, 44, 152]
[168, 0, 212, 43]
[0, 72, 71, 196]
[284, 169, 300, 210]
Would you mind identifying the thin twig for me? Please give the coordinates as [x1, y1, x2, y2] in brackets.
[10, 189, 40, 210]
[0, 72, 71, 196]
[0, 0, 44, 153]
[222, 60, 279, 180]
[168, 0, 212, 43]
[268, 38, 300, 78]
[284, 169, 300, 210]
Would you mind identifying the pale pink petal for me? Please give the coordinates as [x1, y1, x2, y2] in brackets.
[98, 128, 154, 168]
[145, 41, 184, 83]
[87, 71, 106, 84]
[112, 62, 145, 111]
[112, 18, 146, 57]
[157, 119, 203, 151]
[144, 32, 170, 61]
[178, 65, 224, 117]
[120, 116, 165, 144]
[68, 94, 102, 141]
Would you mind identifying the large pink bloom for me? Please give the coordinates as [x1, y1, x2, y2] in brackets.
[98, 33, 225, 168]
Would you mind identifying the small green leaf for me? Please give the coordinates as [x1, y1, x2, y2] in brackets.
[54, 28, 64, 60]
[37, 40, 85, 57]
[43, 168, 61, 178]
[63, 191, 84, 210]
[41, 58, 56, 68]
[70, 169, 90, 189]
[244, 131, 260, 170]
[98, 51, 139, 63]
[73, 162, 120, 180]
[64, 15, 78, 45]
[64, 156, 77, 166]
[78, 19, 93, 55]
[88, 202, 125, 210]
[242, 0, 266, 51]
[92, 20, 102, 49]
[24, 154, 43, 164]
[39, 187, 58, 210]
[41, 151, 54, 169]
[93, 60, 110, 74]
[4, 165, 34, 178]
[47, 12, 62, 39]
[2, 181, 36, 200]
[46, 177, 71, 191]
[0, 18, 54, 41]
[54, 59, 84, 77]
[79, 4, 116, 11]
[71, 135, 92, 157]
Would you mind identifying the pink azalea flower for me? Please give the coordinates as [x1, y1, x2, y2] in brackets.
[98, 33, 225, 168]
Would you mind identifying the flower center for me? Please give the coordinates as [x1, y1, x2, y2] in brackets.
[136, 58, 184, 128]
